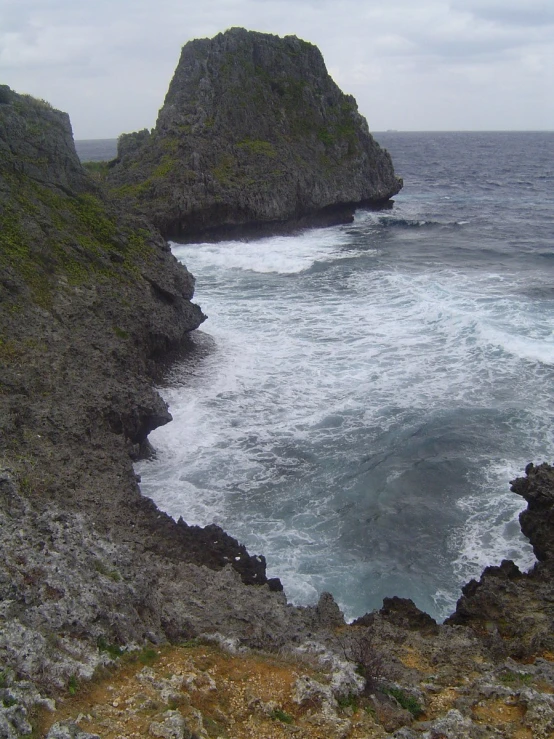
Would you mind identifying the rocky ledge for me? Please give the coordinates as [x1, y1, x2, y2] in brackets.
[105, 28, 402, 241]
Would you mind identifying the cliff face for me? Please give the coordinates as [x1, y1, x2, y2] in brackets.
[106, 28, 402, 240]
[0, 86, 311, 715]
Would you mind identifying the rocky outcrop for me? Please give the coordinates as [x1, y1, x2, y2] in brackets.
[106, 28, 402, 240]
[512, 462, 554, 562]
[0, 86, 308, 710]
[446, 463, 554, 657]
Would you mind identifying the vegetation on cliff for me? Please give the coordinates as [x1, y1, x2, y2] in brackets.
[106, 28, 403, 240]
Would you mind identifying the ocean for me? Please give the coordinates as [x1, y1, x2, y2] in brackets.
[76, 132, 554, 621]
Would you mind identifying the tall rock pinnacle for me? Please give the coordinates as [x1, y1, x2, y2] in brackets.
[107, 28, 403, 240]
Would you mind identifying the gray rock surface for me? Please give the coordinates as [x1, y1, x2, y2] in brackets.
[46, 722, 100, 739]
[106, 27, 402, 240]
[148, 709, 191, 739]
[0, 87, 334, 707]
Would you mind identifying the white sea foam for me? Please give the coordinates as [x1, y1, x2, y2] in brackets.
[139, 216, 554, 622]
[450, 460, 537, 601]
[172, 227, 355, 275]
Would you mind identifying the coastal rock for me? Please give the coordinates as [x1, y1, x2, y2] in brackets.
[354, 597, 439, 636]
[0, 87, 307, 699]
[511, 462, 554, 562]
[419, 708, 486, 738]
[446, 464, 554, 657]
[106, 27, 402, 240]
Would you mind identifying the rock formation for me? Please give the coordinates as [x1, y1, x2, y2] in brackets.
[2, 82, 554, 739]
[446, 463, 554, 658]
[106, 28, 402, 240]
[0, 86, 313, 722]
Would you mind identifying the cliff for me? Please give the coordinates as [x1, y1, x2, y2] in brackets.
[2, 85, 554, 739]
[106, 28, 402, 240]
[0, 86, 323, 734]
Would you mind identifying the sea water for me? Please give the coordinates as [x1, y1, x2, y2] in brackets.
[77, 132, 554, 621]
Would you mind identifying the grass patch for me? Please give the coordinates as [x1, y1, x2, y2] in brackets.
[82, 161, 110, 181]
[113, 326, 129, 340]
[93, 559, 121, 582]
[0, 169, 158, 309]
[68, 675, 79, 696]
[499, 671, 533, 686]
[181, 638, 201, 648]
[137, 648, 159, 666]
[383, 687, 424, 718]
[97, 637, 125, 660]
[0, 337, 22, 364]
[237, 139, 277, 158]
[211, 154, 237, 184]
[337, 692, 359, 712]
[151, 156, 175, 179]
[270, 709, 293, 724]
[317, 128, 335, 146]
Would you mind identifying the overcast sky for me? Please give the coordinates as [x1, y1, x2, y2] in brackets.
[1, 0, 553, 138]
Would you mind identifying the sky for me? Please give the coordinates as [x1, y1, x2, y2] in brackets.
[1, 0, 553, 138]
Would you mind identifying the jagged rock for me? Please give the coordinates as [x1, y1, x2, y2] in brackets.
[371, 693, 413, 732]
[0, 703, 33, 739]
[511, 462, 554, 562]
[354, 596, 439, 636]
[293, 674, 337, 709]
[46, 722, 100, 739]
[0, 86, 312, 705]
[315, 591, 346, 630]
[387, 729, 418, 739]
[149, 710, 191, 739]
[107, 27, 402, 240]
[520, 688, 554, 738]
[392, 730, 421, 739]
[419, 708, 492, 738]
[303, 709, 352, 739]
[446, 464, 554, 658]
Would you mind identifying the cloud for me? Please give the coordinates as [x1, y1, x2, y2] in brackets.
[451, 0, 554, 28]
[0, 0, 552, 136]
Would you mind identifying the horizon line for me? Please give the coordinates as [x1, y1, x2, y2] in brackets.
[75, 129, 554, 141]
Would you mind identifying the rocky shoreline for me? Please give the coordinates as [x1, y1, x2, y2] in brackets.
[1, 76, 554, 738]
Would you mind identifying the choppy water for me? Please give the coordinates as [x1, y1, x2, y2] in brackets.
[80, 133, 554, 622]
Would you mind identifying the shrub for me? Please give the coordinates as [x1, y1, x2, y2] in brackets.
[270, 709, 293, 724]
[337, 628, 385, 692]
[97, 637, 124, 659]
